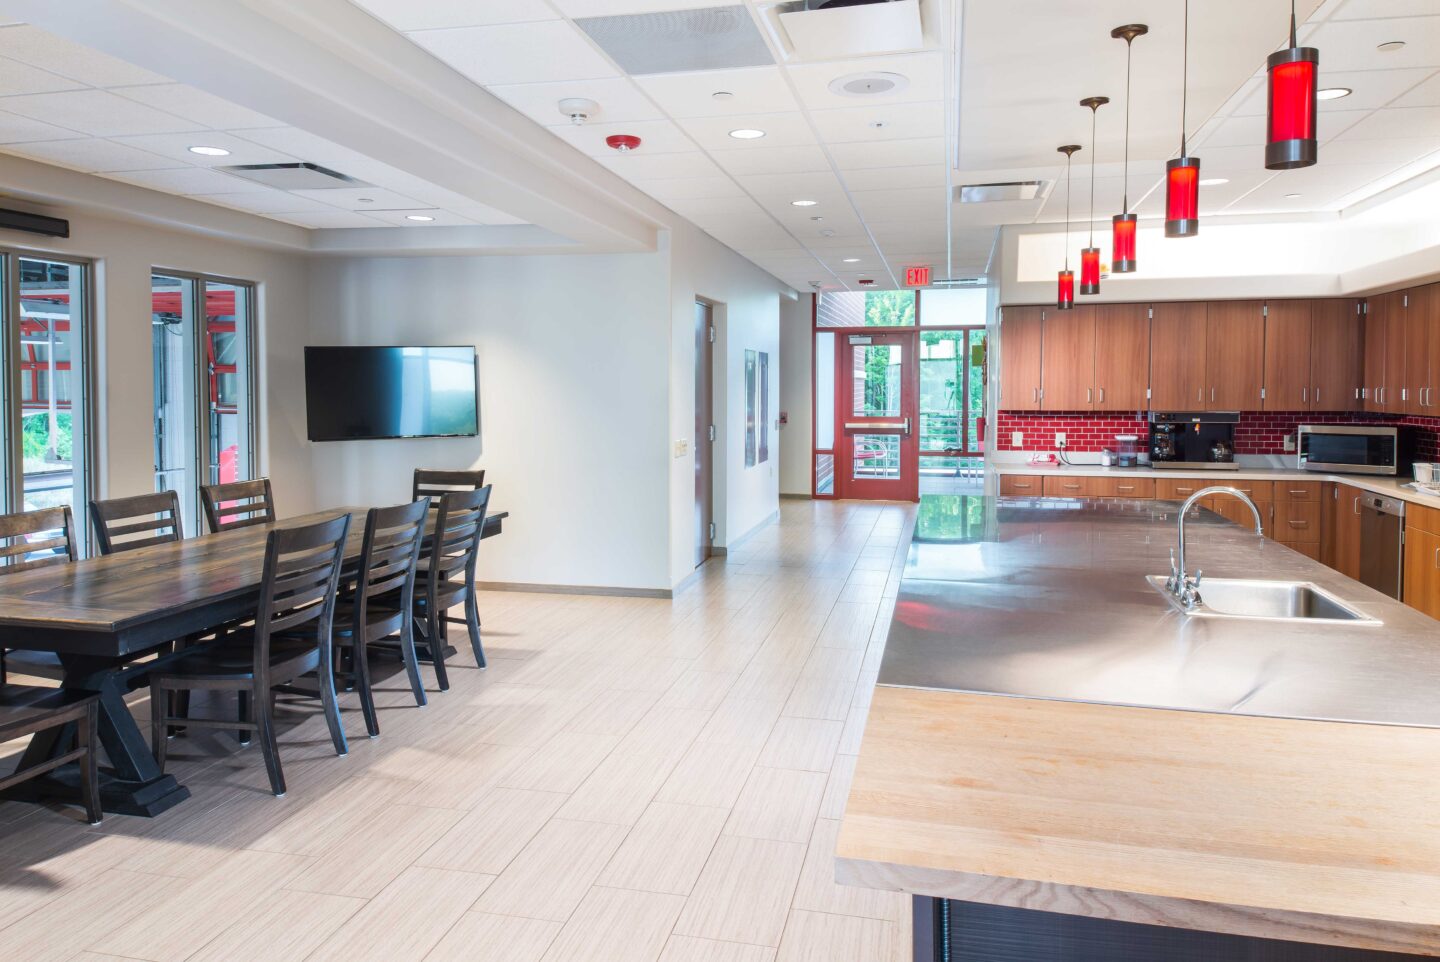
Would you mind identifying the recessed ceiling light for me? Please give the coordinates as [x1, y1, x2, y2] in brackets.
[728, 128, 766, 140]
[1198, 177, 1229, 186]
[1285, 192, 1303, 198]
[828, 71, 910, 98]
[842, 257, 861, 263]
[1317, 86, 1352, 101]
[712, 90, 734, 101]
[791, 199, 818, 207]
[820, 228, 837, 237]
[188, 145, 230, 156]
[1377, 41, 1405, 53]
[405, 214, 435, 222]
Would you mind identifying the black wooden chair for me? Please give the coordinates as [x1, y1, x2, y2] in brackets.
[0, 507, 77, 685]
[148, 513, 351, 797]
[411, 486, 490, 690]
[200, 478, 275, 533]
[90, 491, 183, 555]
[412, 469, 485, 503]
[0, 685, 101, 823]
[333, 500, 428, 735]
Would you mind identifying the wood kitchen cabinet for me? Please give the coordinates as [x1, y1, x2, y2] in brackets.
[1309, 298, 1363, 412]
[999, 306, 1043, 411]
[1325, 481, 1363, 581]
[1363, 296, 1386, 412]
[1401, 288, 1429, 415]
[1205, 300, 1265, 410]
[1092, 304, 1149, 410]
[1150, 302, 1207, 411]
[1364, 290, 1407, 412]
[1092, 477, 1155, 499]
[1422, 283, 1440, 416]
[1041, 306, 1095, 410]
[999, 474, 1042, 496]
[1042, 475, 1095, 498]
[1404, 504, 1440, 620]
[1262, 300, 1311, 411]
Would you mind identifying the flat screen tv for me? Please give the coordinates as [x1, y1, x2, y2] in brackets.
[304, 346, 478, 441]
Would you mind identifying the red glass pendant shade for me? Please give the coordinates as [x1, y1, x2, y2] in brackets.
[1079, 247, 1101, 295]
[1266, 48, 1318, 170]
[1111, 214, 1137, 273]
[1057, 270, 1075, 310]
[1165, 156, 1200, 238]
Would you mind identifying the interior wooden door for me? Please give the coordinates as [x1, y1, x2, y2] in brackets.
[1261, 300, 1311, 411]
[1149, 302, 1207, 411]
[1309, 298, 1362, 412]
[1205, 300, 1264, 410]
[1092, 304, 1149, 411]
[1363, 296, 1386, 412]
[1041, 305, 1095, 410]
[999, 306, 1043, 411]
[837, 330, 918, 501]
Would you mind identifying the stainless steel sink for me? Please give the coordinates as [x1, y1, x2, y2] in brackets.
[1145, 576, 1382, 624]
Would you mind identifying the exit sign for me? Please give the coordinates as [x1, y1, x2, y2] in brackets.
[904, 266, 931, 287]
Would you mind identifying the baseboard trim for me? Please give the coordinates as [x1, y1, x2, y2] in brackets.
[780, 492, 812, 500]
[475, 580, 673, 599]
[720, 509, 780, 553]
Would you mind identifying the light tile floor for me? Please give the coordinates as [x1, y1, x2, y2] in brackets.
[0, 499, 916, 962]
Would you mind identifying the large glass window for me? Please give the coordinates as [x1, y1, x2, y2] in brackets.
[816, 290, 916, 327]
[152, 271, 256, 536]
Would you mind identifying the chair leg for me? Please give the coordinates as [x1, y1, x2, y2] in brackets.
[317, 639, 349, 757]
[79, 701, 102, 824]
[150, 682, 168, 772]
[354, 637, 379, 738]
[428, 607, 449, 692]
[398, 614, 428, 708]
[255, 685, 286, 797]
[464, 591, 486, 670]
[237, 690, 252, 745]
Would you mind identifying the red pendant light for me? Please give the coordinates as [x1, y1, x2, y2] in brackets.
[1266, 0, 1319, 170]
[1079, 96, 1108, 295]
[1110, 24, 1147, 273]
[1057, 144, 1080, 311]
[1165, 0, 1200, 238]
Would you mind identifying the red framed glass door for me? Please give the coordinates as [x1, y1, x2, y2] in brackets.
[837, 330, 918, 501]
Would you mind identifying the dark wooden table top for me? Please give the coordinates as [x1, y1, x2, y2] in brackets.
[0, 506, 507, 641]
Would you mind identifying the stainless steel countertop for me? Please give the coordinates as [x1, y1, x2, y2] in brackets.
[879, 495, 1440, 727]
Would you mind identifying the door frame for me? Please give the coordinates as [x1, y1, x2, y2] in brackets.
[693, 299, 714, 568]
[836, 328, 919, 501]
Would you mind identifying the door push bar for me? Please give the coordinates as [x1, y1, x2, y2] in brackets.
[844, 418, 910, 434]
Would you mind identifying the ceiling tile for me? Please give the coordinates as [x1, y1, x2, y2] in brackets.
[807, 100, 944, 144]
[1394, 71, 1440, 108]
[193, 191, 337, 214]
[731, 170, 846, 198]
[488, 77, 664, 126]
[677, 111, 816, 151]
[548, 117, 694, 156]
[111, 83, 280, 130]
[840, 164, 946, 191]
[1198, 109, 1366, 148]
[289, 186, 427, 210]
[348, 0, 556, 30]
[1322, 135, 1440, 166]
[0, 57, 86, 96]
[109, 130, 297, 165]
[276, 210, 391, 228]
[638, 175, 748, 201]
[709, 144, 830, 176]
[407, 21, 619, 85]
[1300, 17, 1440, 73]
[786, 52, 944, 111]
[1230, 68, 1435, 116]
[551, 0, 726, 15]
[1334, 106, 1440, 141]
[451, 203, 528, 224]
[595, 149, 722, 179]
[0, 137, 174, 172]
[0, 89, 203, 137]
[1237, 162, 1395, 208]
[0, 109, 87, 144]
[1329, 0, 1440, 21]
[633, 66, 797, 118]
[666, 194, 770, 221]
[362, 208, 481, 226]
[828, 137, 945, 169]
[0, 25, 171, 86]
[102, 166, 273, 194]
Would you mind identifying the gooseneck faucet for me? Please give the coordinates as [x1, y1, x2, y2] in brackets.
[1167, 486, 1264, 609]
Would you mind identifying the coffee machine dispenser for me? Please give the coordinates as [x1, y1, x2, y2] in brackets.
[1148, 412, 1240, 471]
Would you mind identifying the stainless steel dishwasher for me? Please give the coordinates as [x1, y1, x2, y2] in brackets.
[1358, 492, 1406, 599]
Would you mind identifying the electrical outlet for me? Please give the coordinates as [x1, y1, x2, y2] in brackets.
[1283, 433, 1296, 452]
[1011, 431, 1023, 447]
[1055, 432, 1066, 447]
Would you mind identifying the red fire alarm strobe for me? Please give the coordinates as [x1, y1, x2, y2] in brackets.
[904, 265, 931, 287]
[605, 134, 641, 152]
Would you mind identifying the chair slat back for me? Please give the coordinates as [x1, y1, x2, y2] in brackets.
[254, 514, 350, 670]
[353, 500, 428, 626]
[201, 478, 275, 533]
[428, 486, 490, 584]
[0, 506, 77, 574]
[90, 491, 183, 555]
[413, 469, 485, 503]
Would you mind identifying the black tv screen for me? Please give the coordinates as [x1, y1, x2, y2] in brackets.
[304, 346, 478, 441]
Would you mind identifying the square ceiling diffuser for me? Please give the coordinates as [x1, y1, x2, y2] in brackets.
[575, 5, 773, 76]
[216, 163, 370, 190]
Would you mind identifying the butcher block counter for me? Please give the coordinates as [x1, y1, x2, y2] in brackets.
[837, 495, 1440, 960]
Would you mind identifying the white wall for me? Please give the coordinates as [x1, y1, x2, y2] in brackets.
[0, 209, 312, 521]
[779, 295, 813, 496]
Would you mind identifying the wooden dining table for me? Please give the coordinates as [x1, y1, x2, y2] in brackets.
[0, 505, 507, 816]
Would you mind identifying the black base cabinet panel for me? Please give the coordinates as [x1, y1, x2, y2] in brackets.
[913, 898, 1425, 962]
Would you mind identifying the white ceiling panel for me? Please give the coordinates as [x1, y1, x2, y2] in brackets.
[102, 166, 273, 195]
[289, 186, 427, 210]
[0, 109, 85, 144]
[1395, 71, 1440, 108]
[1230, 68, 1435, 116]
[1197, 108, 1367, 149]
[1330, 0, 1440, 18]
[109, 131, 297, 166]
[633, 67, 798, 118]
[0, 57, 85, 96]
[2, 137, 174, 172]
[548, 118, 694, 156]
[0, 25, 169, 86]
[194, 191, 336, 214]
[1241, 161, 1395, 207]
[451, 203, 528, 224]
[1332, 106, 1440, 142]
[665, 194, 770, 222]
[1129, 170, 1277, 215]
[1300, 17, 1440, 73]
[1322, 135, 1440, 166]
[828, 137, 945, 169]
[407, 22, 619, 85]
[489, 77, 664, 126]
[807, 101, 944, 145]
[112, 83, 280, 130]
[363, 208, 481, 226]
[840, 164, 946, 190]
[550, 0, 726, 16]
[786, 52, 945, 111]
[596, 149, 722, 179]
[678, 111, 817, 151]
[732, 169, 847, 198]
[709, 144, 830, 175]
[275, 210, 390, 228]
[0, 89, 203, 137]
[348, 0, 556, 31]
[639, 175, 749, 201]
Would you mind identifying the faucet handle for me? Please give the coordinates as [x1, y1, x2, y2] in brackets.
[1169, 547, 1177, 577]
[1192, 569, 1203, 589]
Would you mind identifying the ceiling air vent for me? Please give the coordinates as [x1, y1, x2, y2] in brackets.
[575, 5, 773, 75]
[774, 0, 922, 60]
[217, 163, 370, 190]
[955, 182, 1043, 204]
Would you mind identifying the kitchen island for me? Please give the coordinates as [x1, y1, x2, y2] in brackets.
[838, 495, 1440, 960]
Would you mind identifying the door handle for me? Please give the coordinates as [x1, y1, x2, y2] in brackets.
[845, 420, 910, 433]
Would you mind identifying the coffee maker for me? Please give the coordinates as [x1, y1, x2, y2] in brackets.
[1148, 412, 1240, 470]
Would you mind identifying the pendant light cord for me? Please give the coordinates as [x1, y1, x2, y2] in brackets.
[1088, 107, 1097, 246]
[1180, 0, 1189, 156]
[1122, 39, 1132, 213]
[1290, 0, 1298, 47]
[1064, 152, 1072, 270]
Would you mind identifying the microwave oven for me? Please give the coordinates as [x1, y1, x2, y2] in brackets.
[1297, 424, 1414, 476]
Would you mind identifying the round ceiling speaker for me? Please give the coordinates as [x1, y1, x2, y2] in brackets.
[605, 134, 642, 152]
[828, 71, 909, 98]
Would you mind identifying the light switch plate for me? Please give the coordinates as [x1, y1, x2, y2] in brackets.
[1283, 434, 1295, 452]
[1011, 431, 1023, 447]
[673, 439, 688, 458]
[1055, 432, 1066, 447]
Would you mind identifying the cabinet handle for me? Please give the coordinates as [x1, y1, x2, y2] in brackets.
[1210, 387, 1215, 402]
[1434, 546, 1439, 570]
[1117, 485, 1134, 492]
[1288, 520, 1309, 528]
[1013, 482, 1032, 489]
[1353, 496, 1360, 516]
[1099, 387, 1105, 403]
[1176, 486, 1194, 494]
[1287, 489, 1309, 495]
[1197, 387, 1202, 403]
[1302, 387, 1307, 403]
[1314, 387, 1320, 404]
[1033, 387, 1039, 403]
[1063, 483, 1081, 489]
[1087, 387, 1093, 403]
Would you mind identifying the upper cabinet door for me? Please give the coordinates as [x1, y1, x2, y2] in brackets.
[1403, 288, 1430, 415]
[1150, 302, 1207, 411]
[1423, 284, 1440, 417]
[1363, 296, 1387, 412]
[999, 305, 1043, 411]
[1309, 298, 1363, 412]
[1262, 300, 1312, 411]
[1206, 301, 1265, 410]
[1092, 304, 1150, 411]
[1381, 291, 1408, 413]
[1041, 305, 1096, 410]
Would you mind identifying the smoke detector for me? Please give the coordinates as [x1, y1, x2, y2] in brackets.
[606, 134, 642, 152]
[558, 98, 600, 125]
[828, 71, 909, 98]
